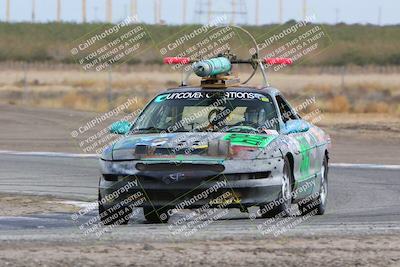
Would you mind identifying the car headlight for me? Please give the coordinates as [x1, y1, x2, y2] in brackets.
[101, 146, 113, 161]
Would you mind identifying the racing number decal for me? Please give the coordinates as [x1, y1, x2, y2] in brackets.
[296, 136, 311, 180]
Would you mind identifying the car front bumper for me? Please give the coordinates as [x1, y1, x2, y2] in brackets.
[98, 158, 284, 209]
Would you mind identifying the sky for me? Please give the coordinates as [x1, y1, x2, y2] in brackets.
[0, 0, 398, 25]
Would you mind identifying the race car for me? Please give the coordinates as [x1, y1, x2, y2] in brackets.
[98, 41, 330, 225]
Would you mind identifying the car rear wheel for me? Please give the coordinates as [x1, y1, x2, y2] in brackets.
[143, 206, 169, 223]
[299, 155, 328, 215]
[259, 157, 293, 218]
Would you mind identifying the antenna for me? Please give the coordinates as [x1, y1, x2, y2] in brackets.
[106, 0, 112, 23]
[31, 0, 36, 23]
[82, 0, 87, 23]
[57, 0, 61, 22]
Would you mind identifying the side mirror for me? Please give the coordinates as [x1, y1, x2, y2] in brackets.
[282, 120, 310, 134]
[109, 121, 132, 135]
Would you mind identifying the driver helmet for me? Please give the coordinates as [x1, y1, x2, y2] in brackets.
[244, 106, 267, 125]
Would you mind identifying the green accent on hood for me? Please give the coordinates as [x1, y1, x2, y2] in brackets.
[222, 133, 276, 148]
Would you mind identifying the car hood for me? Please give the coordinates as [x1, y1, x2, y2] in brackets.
[110, 132, 279, 161]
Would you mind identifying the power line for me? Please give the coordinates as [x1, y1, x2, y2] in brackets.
[195, 0, 247, 25]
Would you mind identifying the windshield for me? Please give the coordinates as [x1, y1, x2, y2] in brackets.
[133, 91, 279, 134]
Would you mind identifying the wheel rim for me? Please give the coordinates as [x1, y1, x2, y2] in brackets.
[320, 162, 327, 205]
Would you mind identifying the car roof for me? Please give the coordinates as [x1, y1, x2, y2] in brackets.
[160, 86, 282, 97]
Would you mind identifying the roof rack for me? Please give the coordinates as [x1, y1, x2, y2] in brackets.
[163, 26, 293, 88]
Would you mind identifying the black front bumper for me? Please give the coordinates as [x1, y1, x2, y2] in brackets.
[99, 172, 282, 209]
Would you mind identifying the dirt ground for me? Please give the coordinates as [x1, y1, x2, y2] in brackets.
[0, 194, 79, 216]
[0, 235, 399, 267]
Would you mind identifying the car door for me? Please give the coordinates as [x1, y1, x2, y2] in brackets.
[275, 94, 317, 197]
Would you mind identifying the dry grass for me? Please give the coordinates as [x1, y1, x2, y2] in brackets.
[325, 96, 351, 113]
[0, 66, 399, 115]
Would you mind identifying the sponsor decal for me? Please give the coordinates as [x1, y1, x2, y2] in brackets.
[154, 92, 269, 101]
[296, 136, 311, 180]
[223, 133, 276, 148]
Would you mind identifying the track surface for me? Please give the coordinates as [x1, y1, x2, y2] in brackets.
[0, 154, 399, 241]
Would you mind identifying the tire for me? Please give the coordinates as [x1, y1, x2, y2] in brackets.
[259, 157, 293, 218]
[299, 155, 328, 216]
[98, 191, 132, 226]
[143, 206, 169, 223]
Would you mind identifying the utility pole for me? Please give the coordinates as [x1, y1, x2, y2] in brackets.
[31, 0, 35, 22]
[154, 0, 161, 24]
[6, 0, 10, 22]
[57, 0, 61, 22]
[378, 6, 382, 26]
[130, 0, 137, 18]
[182, 0, 186, 24]
[302, 0, 307, 20]
[207, 0, 211, 24]
[154, 0, 158, 24]
[278, 0, 283, 24]
[158, 0, 162, 23]
[231, 0, 236, 24]
[335, 8, 339, 24]
[106, 0, 112, 23]
[255, 0, 259, 25]
[82, 0, 87, 23]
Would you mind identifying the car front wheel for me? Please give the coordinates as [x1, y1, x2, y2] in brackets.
[259, 157, 293, 218]
[299, 155, 328, 215]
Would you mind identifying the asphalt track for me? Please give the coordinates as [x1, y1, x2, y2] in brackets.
[0, 153, 399, 242]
